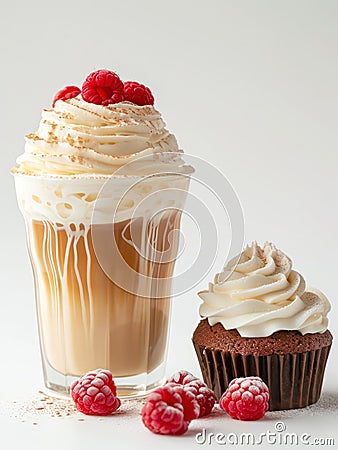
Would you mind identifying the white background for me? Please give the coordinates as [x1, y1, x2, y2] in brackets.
[0, 0, 337, 448]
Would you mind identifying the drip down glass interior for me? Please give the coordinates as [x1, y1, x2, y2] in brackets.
[14, 172, 190, 397]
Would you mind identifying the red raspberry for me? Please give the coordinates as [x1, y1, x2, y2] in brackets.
[52, 85, 81, 107]
[166, 370, 199, 385]
[71, 369, 121, 416]
[167, 371, 216, 417]
[124, 81, 154, 106]
[184, 380, 216, 418]
[82, 70, 125, 106]
[220, 376, 270, 421]
[141, 383, 200, 435]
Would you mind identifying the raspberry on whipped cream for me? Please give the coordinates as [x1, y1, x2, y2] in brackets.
[52, 85, 81, 107]
[82, 69, 125, 105]
[124, 81, 154, 106]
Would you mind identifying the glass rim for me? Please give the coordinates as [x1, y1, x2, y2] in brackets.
[11, 166, 194, 182]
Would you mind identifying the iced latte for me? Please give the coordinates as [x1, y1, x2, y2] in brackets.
[12, 72, 192, 397]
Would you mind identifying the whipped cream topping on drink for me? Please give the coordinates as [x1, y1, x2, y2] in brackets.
[15, 96, 188, 176]
[199, 242, 330, 337]
[13, 94, 192, 226]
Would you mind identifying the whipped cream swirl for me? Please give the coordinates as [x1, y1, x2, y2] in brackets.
[15, 96, 189, 176]
[199, 242, 330, 337]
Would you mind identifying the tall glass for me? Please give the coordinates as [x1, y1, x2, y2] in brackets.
[13, 170, 190, 397]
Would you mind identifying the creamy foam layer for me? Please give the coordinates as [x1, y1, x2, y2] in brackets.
[15, 97, 187, 176]
[14, 172, 190, 225]
[199, 242, 330, 337]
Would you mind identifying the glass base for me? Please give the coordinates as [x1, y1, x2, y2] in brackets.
[42, 357, 166, 399]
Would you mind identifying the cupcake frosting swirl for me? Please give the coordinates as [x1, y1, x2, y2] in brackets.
[199, 242, 330, 337]
[15, 96, 189, 176]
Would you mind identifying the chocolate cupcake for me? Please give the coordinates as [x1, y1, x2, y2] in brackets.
[192, 242, 332, 411]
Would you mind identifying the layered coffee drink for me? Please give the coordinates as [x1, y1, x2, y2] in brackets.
[28, 213, 181, 377]
[12, 72, 192, 396]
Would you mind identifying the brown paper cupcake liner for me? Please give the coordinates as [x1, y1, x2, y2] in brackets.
[193, 342, 332, 411]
